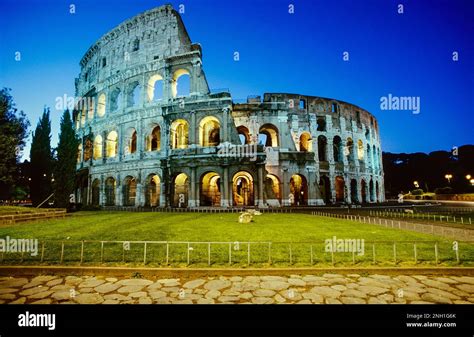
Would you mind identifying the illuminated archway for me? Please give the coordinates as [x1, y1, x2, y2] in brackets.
[147, 74, 164, 101]
[299, 132, 312, 152]
[172, 69, 191, 98]
[232, 171, 254, 206]
[200, 172, 221, 206]
[106, 131, 118, 158]
[170, 119, 189, 149]
[357, 140, 364, 160]
[93, 135, 103, 160]
[97, 93, 106, 117]
[173, 173, 189, 207]
[290, 174, 308, 206]
[237, 125, 250, 145]
[265, 174, 281, 202]
[146, 125, 161, 151]
[259, 124, 279, 147]
[123, 128, 137, 155]
[199, 116, 220, 147]
[335, 176, 345, 202]
[123, 176, 137, 206]
[145, 174, 160, 207]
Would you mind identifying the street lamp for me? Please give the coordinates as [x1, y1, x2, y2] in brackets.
[413, 181, 419, 188]
[445, 174, 453, 184]
[466, 174, 472, 180]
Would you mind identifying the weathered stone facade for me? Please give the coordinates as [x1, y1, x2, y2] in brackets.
[74, 5, 384, 208]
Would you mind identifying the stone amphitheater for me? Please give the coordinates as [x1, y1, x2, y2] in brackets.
[74, 5, 384, 208]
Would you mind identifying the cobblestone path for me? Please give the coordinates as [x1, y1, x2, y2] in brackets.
[1, 273, 473, 304]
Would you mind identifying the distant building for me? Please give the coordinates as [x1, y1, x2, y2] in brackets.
[74, 5, 384, 208]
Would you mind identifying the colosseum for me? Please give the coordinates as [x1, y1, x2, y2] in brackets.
[74, 5, 384, 208]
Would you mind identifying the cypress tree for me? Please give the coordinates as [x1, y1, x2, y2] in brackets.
[54, 110, 79, 208]
[30, 108, 53, 206]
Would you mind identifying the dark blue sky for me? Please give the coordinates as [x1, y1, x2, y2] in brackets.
[0, 0, 472, 160]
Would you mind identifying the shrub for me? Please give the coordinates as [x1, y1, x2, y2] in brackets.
[434, 187, 453, 195]
[411, 189, 424, 195]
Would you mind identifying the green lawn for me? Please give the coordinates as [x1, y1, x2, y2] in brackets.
[0, 211, 472, 268]
[0, 206, 54, 215]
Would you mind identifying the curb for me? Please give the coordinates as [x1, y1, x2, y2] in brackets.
[1, 265, 473, 278]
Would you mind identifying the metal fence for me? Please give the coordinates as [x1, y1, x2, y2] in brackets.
[0, 238, 470, 267]
[368, 209, 473, 225]
[311, 211, 474, 241]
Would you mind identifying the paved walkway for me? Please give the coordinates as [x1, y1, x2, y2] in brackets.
[1, 273, 473, 304]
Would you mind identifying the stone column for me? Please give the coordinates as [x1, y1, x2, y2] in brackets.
[190, 111, 196, 146]
[160, 180, 166, 207]
[281, 167, 290, 206]
[189, 167, 197, 207]
[222, 107, 229, 143]
[116, 174, 122, 206]
[99, 175, 105, 206]
[257, 164, 265, 208]
[221, 166, 230, 207]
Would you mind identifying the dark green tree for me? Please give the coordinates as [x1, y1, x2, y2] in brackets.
[0, 88, 30, 200]
[30, 108, 53, 206]
[54, 110, 79, 208]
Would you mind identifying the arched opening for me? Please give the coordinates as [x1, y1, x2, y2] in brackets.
[147, 74, 164, 101]
[127, 81, 141, 107]
[83, 138, 92, 162]
[317, 117, 326, 131]
[319, 175, 331, 204]
[265, 174, 281, 205]
[146, 125, 161, 151]
[124, 128, 137, 155]
[290, 174, 308, 206]
[237, 125, 250, 145]
[376, 181, 380, 202]
[80, 107, 86, 126]
[123, 176, 137, 206]
[366, 145, 372, 168]
[97, 93, 106, 117]
[173, 173, 189, 207]
[199, 116, 220, 147]
[106, 131, 118, 158]
[232, 171, 254, 206]
[105, 177, 116, 206]
[93, 135, 103, 160]
[346, 138, 354, 162]
[259, 124, 279, 147]
[333, 136, 342, 162]
[145, 174, 160, 207]
[350, 179, 358, 203]
[369, 179, 375, 202]
[91, 179, 100, 206]
[200, 172, 221, 206]
[361, 179, 367, 203]
[172, 69, 191, 98]
[170, 119, 189, 149]
[357, 140, 364, 160]
[110, 88, 122, 111]
[299, 132, 312, 152]
[87, 97, 94, 120]
[318, 135, 327, 161]
[77, 144, 82, 163]
[335, 176, 345, 202]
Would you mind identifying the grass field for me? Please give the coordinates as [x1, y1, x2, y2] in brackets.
[0, 211, 473, 267]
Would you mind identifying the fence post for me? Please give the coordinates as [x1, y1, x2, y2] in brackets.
[352, 249, 355, 265]
[166, 243, 169, 265]
[100, 241, 104, 263]
[372, 244, 376, 264]
[413, 243, 417, 264]
[122, 242, 125, 263]
[40, 242, 45, 263]
[60, 241, 64, 264]
[187, 242, 190, 266]
[268, 242, 272, 265]
[247, 242, 251, 266]
[208, 242, 211, 266]
[143, 242, 147, 265]
[455, 244, 460, 264]
[435, 242, 438, 264]
[393, 243, 397, 265]
[331, 246, 335, 266]
[289, 244, 292, 265]
[20, 251, 24, 263]
[229, 243, 232, 265]
[310, 245, 313, 265]
[80, 241, 84, 265]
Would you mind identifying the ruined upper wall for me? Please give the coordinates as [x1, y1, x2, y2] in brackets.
[76, 5, 194, 96]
